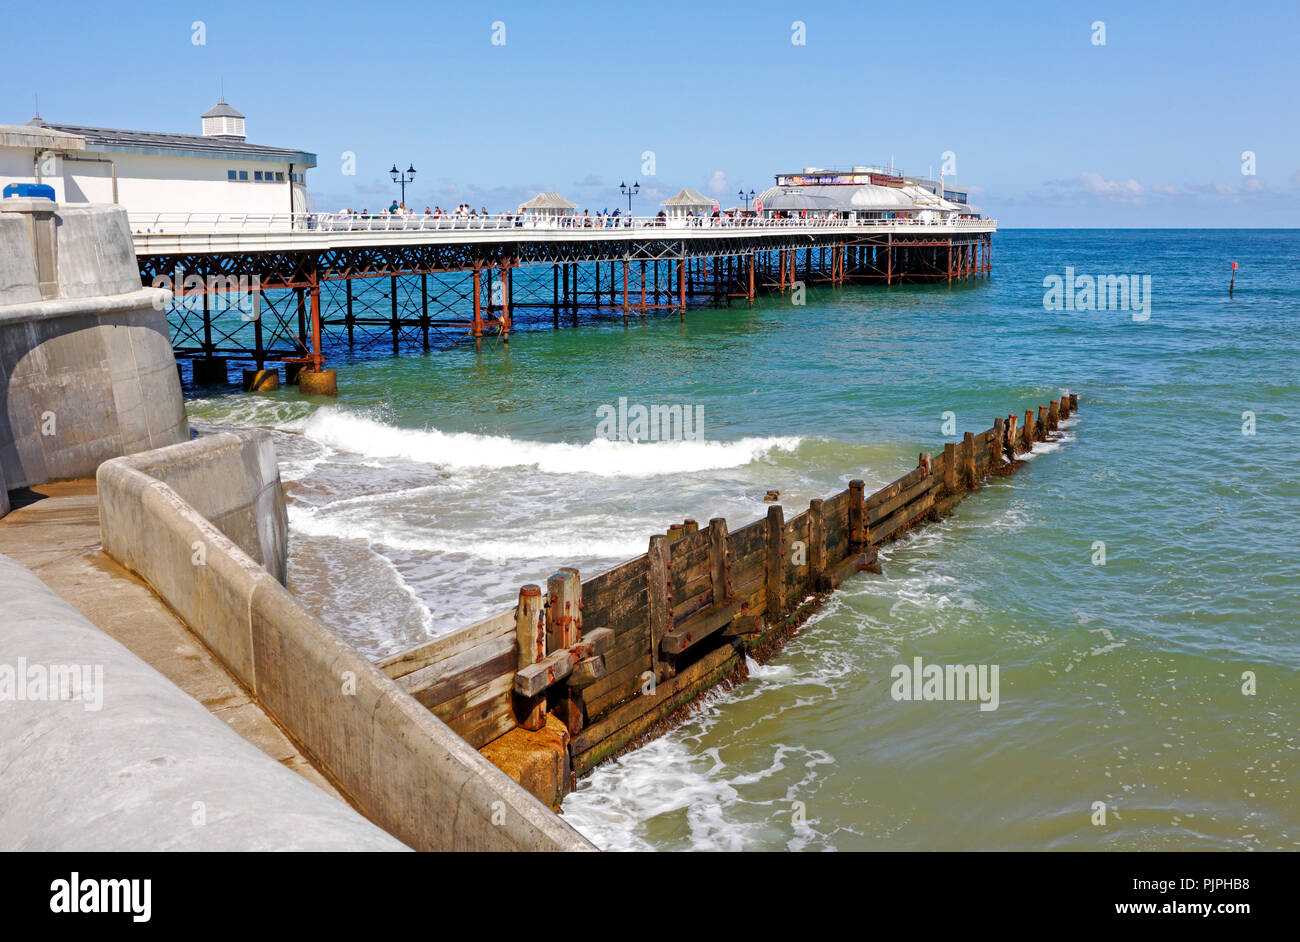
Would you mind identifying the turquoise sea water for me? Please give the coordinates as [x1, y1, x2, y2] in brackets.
[187, 229, 1298, 851]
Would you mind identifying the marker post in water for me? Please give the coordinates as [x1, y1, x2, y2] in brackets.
[1230, 261, 1238, 297]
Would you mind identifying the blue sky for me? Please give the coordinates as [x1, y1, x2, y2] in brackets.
[6, 0, 1298, 226]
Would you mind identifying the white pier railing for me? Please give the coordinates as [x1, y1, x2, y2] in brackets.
[128, 211, 997, 237]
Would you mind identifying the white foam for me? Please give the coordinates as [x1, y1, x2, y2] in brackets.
[1020, 430, 1075, 459]
[288, 504, 647, 561]
[292, 407, 802, 477]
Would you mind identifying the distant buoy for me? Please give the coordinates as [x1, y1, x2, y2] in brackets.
[1230, 261, 1238, 297]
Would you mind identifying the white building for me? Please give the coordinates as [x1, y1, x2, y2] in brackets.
[758, 166, 982, 223]
[0, 99, 316, 218]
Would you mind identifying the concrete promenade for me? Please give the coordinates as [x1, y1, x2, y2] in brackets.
[0, 481, 341, 799]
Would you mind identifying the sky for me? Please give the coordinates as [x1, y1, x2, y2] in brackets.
[5, 0, 1299, 226]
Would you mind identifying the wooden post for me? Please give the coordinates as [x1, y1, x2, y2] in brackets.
[765, 504, 785, 623]
[512, 584, 547, 729]
[1070, 393, 1079, 411]
[1022, 409, 1035, 452]
[683, 519, 699, 535]
[708, 517, 732, 605]
[546, 568, 584, 736]
[1005, 414, 1019, 459]
[515, 584, 544, 669]
[808, 498, 826, 591]
[546, 567, 582, 652]
[962, 431, 977, 489]
[991, 418, 1005, 467]
[942, 441, 958, 496]
[647, 534, 672, 681]
[1037, 406, 1049, 441]
[667, 522, 684, 544]
[848, 479, 866, 546]
[1048, 400, 1060, 431]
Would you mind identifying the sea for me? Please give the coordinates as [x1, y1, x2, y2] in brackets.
[185, 229, 1298, 851]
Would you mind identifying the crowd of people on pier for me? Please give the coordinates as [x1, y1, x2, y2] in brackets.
[326, 204, 757, 228]
[318, 204, 982, 231]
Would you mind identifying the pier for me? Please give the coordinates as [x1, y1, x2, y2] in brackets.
[130, 213, 995, 390]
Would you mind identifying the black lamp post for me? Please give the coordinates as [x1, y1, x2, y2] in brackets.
[738, 188, 755, 211]
[390, 163, 416, 206]
[619, 180, 639, 216]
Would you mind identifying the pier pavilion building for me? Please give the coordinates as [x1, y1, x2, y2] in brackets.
[0, 99, 315, 216]
[758, 166, 981, 223]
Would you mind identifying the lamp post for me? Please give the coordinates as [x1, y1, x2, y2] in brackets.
[619, 180, 639, 216]
[390, 163, 416, 206]
[738, 188, 755, 211]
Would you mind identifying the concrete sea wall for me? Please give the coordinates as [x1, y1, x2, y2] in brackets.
[106, 429, 289, 584]
[0, 552, 408, 851]
[97, 432, 594, 852]
[0, 200, 187, 494]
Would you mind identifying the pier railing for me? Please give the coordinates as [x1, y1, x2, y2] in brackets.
[376, 395, 1077, 797]
[128, 211, 997, 236]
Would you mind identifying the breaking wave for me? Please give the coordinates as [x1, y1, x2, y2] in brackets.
[288, 407, 802, 477]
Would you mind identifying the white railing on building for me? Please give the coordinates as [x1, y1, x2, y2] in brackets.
[128, 212, 996, 237]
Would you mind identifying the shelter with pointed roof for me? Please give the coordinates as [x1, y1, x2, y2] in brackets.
[660, 188, 713, 216]
[517, 191, 578, 218]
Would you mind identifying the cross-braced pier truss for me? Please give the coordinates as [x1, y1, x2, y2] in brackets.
[135, 223, 993, 374]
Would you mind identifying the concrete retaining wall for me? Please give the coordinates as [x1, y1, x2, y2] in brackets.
[0, 200, 188, 491]
[97, 435, 593, 852]
[0, 552, 408, 851]
[109, 429, 288, 584]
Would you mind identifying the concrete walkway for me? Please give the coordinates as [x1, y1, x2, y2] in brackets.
[0, 479, 343, 802]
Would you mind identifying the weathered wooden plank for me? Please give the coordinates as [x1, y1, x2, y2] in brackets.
[581, 556, 648, 611]
[708, 517, 731, 606]
[866, 474, 939, 526]
[647, 534, 671, 681]
[568, 656, 606, 688]
[864, 466, 925, 512]
[872, 487, 938, 543]
[401, 633, 515, 707]
[962, 431, 977, 489]
[825, 548, 881, 589]
[512, 628, 614, 697]
[808, 498, 827, 591]
[572, 643, 743, 774]
[587, 589, 648, 636]
[377, 608, 514, 680]
[454, 693, 516, 750]
[432, 672, 513, 740]
[661, 601, 742, 655]
[942, 441, 958, 497]
[847, 479, 866, 545]
[765, 504, 785, 620]
[514, 649, 577, 697]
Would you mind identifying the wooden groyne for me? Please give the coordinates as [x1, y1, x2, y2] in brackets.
[377, 395, 1079, 806]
